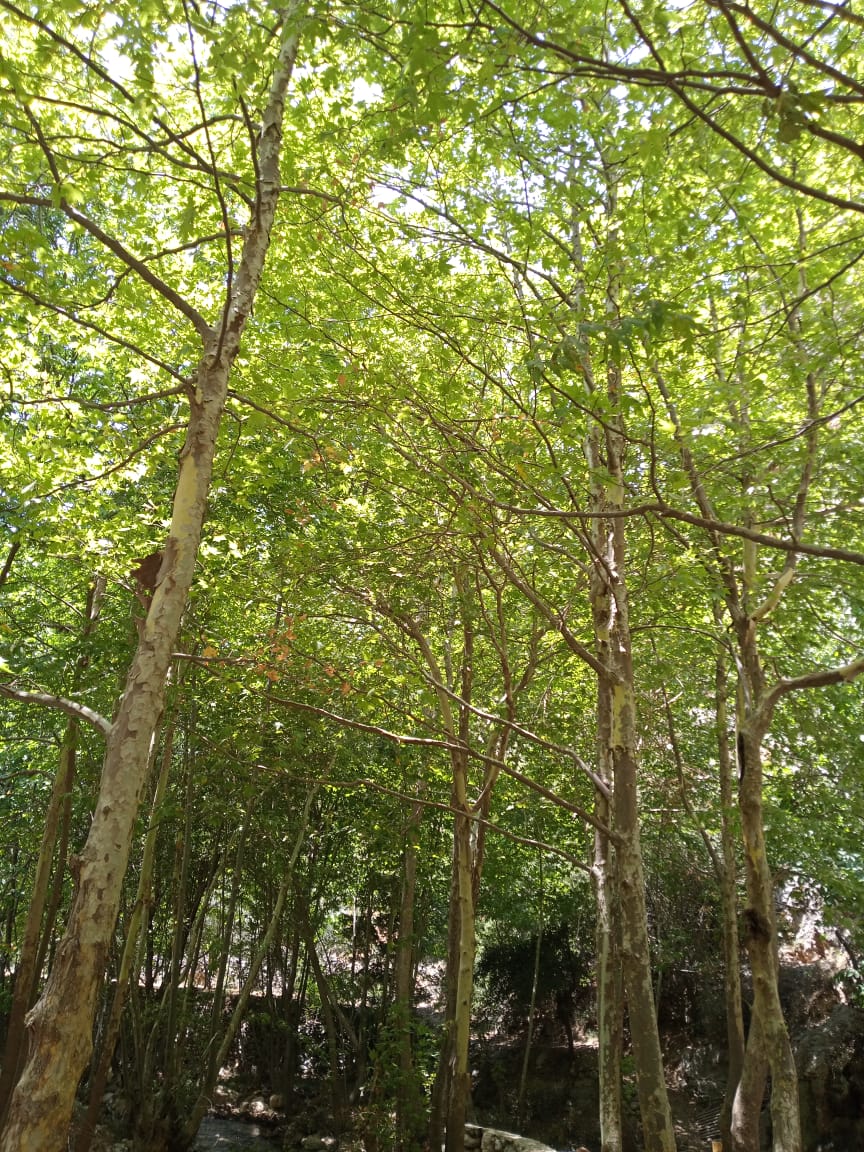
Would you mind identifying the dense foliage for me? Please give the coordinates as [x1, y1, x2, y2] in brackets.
[0, 2, 863, 1151]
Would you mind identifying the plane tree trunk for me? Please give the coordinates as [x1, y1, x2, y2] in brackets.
[0, 11, 304, 1148]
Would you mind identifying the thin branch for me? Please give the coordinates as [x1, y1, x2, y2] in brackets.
[226, 389, 315, 439]
[471, 495, 864, 567]
[320, 775, 593, 872]
[794, 0, 864, 28]
[141, 232, 244, 264]
[720, 0, 864, 99]
[281, 184, 343, 205]
[0, 540, 21, 591]
[0, 0, 227, 181]
[0, 276, 189, 381]
[0, 193, 211, 338]
[482, 0, 864, 214]
[490, 546, 619, 682]
[418, 662, 612, 799]
[37, 423, 185, 499]
[13, 387, 187, 412]
[182, 0, 233, 360]
[175, 653, 616, 838]
[651, 503, 864, 565]
[659, 676, 723, 878]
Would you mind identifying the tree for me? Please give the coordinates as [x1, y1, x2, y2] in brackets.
[0, 3, 307, 1145]
[1, 5, 864, 1152]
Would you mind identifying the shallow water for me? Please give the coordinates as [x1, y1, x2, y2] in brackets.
[195, 1116, 279, 1150]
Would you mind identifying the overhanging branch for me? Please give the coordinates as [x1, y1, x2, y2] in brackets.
[763, 657, 864, 715]
[0, 684, 111, 736]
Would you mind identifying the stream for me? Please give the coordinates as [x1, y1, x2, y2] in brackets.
[194, 1116, 279, 1150]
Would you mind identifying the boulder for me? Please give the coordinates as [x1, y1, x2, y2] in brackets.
[479, 1126, 556, 1152]
[796, 1004, 864, 1151]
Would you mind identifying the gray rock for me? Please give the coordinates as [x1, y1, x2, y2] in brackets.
[480, 1127, 555, 1152]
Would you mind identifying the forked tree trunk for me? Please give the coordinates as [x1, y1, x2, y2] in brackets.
[0, 14, 303, 1148]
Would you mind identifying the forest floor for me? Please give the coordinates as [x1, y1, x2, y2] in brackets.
[90, 945, 860, 1152]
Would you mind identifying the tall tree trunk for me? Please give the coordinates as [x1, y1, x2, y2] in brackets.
[732, 716, 800, 1152]
[445, 788, 475, 1152]
[445, 574, 477, 1152]
[0, 575, 104, 1126]
[714, 640, 747, 1151]
[517, 852, 543, 1130]
[611, 691, 675, 1152]
[398, 590, 477, 1152]
[581, 157, 674, 1151]
[730, 1013, 767, 1152]
[429, 852, 459, 1152]
[0, 15, 303, 1148]
[73, 708, 176, 1152]
[0, 728, 76, 1126]
[604, 325, 675, 1152]
[394, 794, 424, 1152]
[593, 773, 622, 1152]
[300, 910, 348, 1133]
[587, 400, 623, 1152]
[163, 708, 197, 1091]
[201, 817, 251, 1097]
[281, 939, 309, 1104]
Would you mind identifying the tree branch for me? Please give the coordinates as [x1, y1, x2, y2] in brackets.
[321, 775, 594, 872]
[0, 684, 111, 736]
[0, 540, 21, 592]
[0, 275, 189, 381]
[0, 193, 211, 338]
[176, 653, 616, 839]
[37, 423, 185, 499]
[763, 657, 864, 714]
